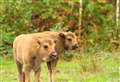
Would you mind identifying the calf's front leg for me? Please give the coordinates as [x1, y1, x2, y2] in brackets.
[47, 59, 58, 82]
[34, 67, 41, 82]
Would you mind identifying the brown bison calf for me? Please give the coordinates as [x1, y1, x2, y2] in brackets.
[13, 34, 57, 82]
[30, 31, 79, 82]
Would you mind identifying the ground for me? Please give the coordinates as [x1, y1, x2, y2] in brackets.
[0, 51, 120, 82]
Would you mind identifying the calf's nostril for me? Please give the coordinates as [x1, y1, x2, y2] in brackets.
[50, 52, 57, 60]
[51, 55, 57, 58]
[51, 52, 57, 56]
[73, 44, 79, 49]
[75, 44, 79, 48]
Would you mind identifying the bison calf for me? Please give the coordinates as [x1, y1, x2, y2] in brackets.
[13, 34, 57, 82]
[29, 31, 79, 82]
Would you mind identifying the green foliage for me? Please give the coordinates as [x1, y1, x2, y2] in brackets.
[0, 31, 15, 57]
[0, 0, 119, 57]
[82, 0, 117, 52]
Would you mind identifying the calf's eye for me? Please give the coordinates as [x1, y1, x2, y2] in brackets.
[43, 45, 48, 49]
[67, 38, 72, 41]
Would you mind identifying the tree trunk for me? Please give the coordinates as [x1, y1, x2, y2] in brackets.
[79, 0, 82, 28]
[116, 0, 120, 28]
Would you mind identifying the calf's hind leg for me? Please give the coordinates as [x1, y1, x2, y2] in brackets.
[23, 64, 32, 82]
[16, 60, 25, 82]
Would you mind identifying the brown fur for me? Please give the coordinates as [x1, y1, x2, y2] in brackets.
[13, 34, 57, 82]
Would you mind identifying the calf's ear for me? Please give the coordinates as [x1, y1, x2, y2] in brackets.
[59, 33, 66, 39]
[36, 38, 41, 46]
[37, 41, 41, 45]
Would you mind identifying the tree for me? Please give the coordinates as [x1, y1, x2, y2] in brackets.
[116, 0, 119, 29]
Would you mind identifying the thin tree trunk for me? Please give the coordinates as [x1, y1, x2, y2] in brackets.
[78, 0, 85, 49]
[116, 0, 120, 28]
[112, 0, 120, 49]
[79, 0, 82, 28]
[114, 0, 120, 40]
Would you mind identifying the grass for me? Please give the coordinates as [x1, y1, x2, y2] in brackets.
[0, 51, 120, 82]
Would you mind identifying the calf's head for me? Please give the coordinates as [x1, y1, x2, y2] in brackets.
[59, 32, 79, 50]
[37, 37, 57, 62]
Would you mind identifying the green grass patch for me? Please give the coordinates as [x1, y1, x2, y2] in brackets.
[0, 51, 120, 82]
